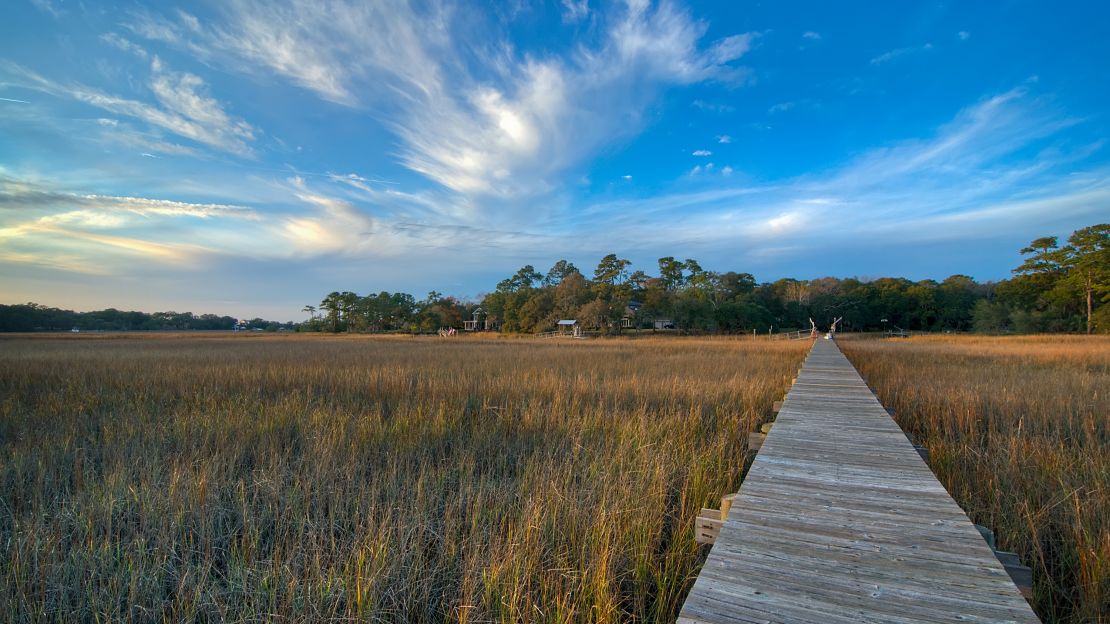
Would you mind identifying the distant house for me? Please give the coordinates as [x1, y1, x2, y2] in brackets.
[653, 319, 676, 330]
[465, 307, 502, 331]
[556, 319, 580, 337]
[622, 300, 642, 328]
[464, 307, 484, 331]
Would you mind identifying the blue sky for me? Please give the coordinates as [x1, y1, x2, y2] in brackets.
[1, 0, 1108, 321]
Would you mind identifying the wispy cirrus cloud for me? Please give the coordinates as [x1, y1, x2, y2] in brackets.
[101, 32, 149, 59]
[0, 177, 257, 221]
[0, 58, 255, 157]
[691, 98, 735, 113]
[561, 88, 1108, 257]
[126, 0, 756, 202]
[29, 0, 64, 18]
[0, 174, 259, 272]
[2, 85, 1103, 296]
[870, 43, 934, 66]
[561, 0, 591, 23]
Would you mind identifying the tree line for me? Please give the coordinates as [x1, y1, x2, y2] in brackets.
[304, 223, 1108, 335]
[2, 224, 1103, 334]
[0, 303, 294, 332]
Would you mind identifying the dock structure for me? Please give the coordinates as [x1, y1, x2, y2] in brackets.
[679, 339, 1039, 623]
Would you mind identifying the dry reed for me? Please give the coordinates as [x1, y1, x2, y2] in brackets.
[0, 334, 806, 623]
[840, 335, 1110, 624]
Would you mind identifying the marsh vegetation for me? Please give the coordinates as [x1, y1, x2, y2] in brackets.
[0, 334, 805, 622]
[842, 335, 1110, 623]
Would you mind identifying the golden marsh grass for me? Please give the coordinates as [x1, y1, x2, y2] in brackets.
[841, 335, 1110, 623]
[0, 334, 807, 622]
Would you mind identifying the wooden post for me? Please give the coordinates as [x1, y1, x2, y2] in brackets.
[721, 493, 738, 518]
[747, 432, 765, 452]
[772, 400, 783, 413]
[975, 524, 997, 550]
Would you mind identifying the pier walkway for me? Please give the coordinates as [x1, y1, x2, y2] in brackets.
[678, 338, 1039, 623]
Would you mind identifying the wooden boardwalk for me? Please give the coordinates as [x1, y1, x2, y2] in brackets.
[679, 339, 1039, 624]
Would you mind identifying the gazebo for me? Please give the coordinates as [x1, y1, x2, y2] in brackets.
[556, 319, 580, 337]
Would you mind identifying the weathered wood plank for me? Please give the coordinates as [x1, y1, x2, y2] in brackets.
[678, 339, 1040, 623]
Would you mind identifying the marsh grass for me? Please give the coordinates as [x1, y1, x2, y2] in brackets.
[841, 335, 1110, 624]
[0, 334, 806, 622]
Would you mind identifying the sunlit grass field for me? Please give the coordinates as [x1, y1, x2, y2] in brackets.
[0, 334, 806, 623]
[841, 335, 1110, 624]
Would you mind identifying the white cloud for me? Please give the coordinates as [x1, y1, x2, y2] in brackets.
[692, 99, 735, 113]
[802, 31, 821, 40]
[147, 61, 256, 151]
[958, 31, 971, 41]
[717, 134, 731, 143]
[0, 175, 263, 270]
[768, 101, 795, 114]
[870, 43, 934, 66]
[127, 1, 756, 203]
[561, 0, 590, 23]
[284, 185, 378, 254]
[12, 80, 1096, 290]
[0, 177, 258, 220]
[767, 211, 802, 232]
[101, 33, 149, 59]
[1, 60, 255, 157]
[692, 149, 712, 156]
[29, 0, 63, 17]
[575, 88, 1105, 252]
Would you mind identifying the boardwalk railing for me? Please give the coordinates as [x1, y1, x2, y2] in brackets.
[771, 329, 812, 341]
[678, 338, 1040, 624]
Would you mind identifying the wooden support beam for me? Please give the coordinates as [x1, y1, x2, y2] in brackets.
[914, 445, 930, 462]
[700, 508, 722, 521]
[747, 432, 765, 452]
[1003, 562, 1034, 600]
[772, 400, 783, 413]
[994, 550, 1021, 567]
[990, 550, 1033, 599]
[695, 513, 724, 545]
